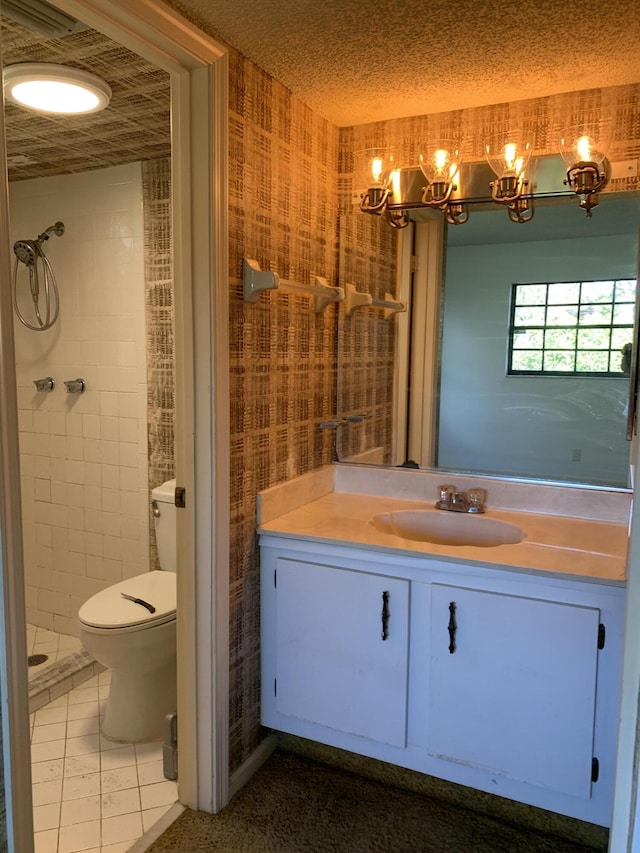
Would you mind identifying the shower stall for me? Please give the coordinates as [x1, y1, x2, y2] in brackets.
[10, 162, 152, 679]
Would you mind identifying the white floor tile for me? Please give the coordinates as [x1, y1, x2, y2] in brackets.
[134, 741, 163, 764]
[31, 739, 66, 764]
[64, 752, 101, 778]
[66, 716, 100, 739]
[31, 758, 65, 784]
[33, 802, 61, 833]
[32, 778, 63, 807]
[34, 706, 69, 726]
[33, 828, 58, 853]
[66, 701, 100, 721]
[58, 819, 101, 853]
[60, 794, 101, 826]
[101, 765, 139, 794]
[101, 811, 143, 846]
[136, 758, 166, 786]
[32, 722, 67, 744]
[139, 780, 178, 810]
[30, 662, 171, 853]
[66, 734, 101, 757]
[68, 686, 100, 705]
[100, 745, 136, 769]
[45, 693, 69, 709]
[101, 787, 141, 819]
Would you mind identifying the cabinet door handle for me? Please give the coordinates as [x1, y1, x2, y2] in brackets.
[381, 591, 390, 640]
[448, 601, 457, 653]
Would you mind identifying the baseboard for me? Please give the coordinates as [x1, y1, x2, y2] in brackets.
[229, 733, 278, 799]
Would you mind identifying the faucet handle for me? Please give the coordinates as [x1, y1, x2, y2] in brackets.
[436, 484, 454, 509]
[467, 487, 487, 513]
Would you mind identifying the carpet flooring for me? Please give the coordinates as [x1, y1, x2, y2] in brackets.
[146, 751, 607, 852]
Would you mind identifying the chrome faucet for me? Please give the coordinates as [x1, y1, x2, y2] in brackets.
[436, 485, 486, 514]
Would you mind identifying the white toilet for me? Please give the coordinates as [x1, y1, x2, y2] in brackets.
[79, 479, 177, 743]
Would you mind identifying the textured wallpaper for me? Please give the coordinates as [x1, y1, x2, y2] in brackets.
[228, 79, 640, 771]
[227, 48, 339, 768]
[142, 158, 175, 571]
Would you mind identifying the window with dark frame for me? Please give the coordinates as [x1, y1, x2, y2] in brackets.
[508, 279, 637, 376]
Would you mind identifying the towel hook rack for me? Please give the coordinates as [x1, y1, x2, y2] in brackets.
[343, 282, 407, 320]
[243, 258, 344, 313]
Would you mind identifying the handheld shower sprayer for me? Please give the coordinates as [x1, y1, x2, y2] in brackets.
[12, 221, 64, 331]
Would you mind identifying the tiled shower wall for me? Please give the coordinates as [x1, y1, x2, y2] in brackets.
[12, 162, 150, 637]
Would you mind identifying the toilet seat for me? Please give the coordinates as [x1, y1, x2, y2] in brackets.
[78, 570, 176, 631]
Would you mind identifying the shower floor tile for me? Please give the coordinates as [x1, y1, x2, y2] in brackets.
[31, 669, 178, 853]
[27, 624, 83, 681]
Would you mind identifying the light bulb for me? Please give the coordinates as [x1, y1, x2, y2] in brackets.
[486, 138, 531, 179]
[370, 157, 384, 184]
[559, 124, 610, 170]
[576, 135, 594, 162]
[419, 142, 463, 183]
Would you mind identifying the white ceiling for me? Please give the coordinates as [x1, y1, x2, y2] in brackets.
[164, 0, 640, 126]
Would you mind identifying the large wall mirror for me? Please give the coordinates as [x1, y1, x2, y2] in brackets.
[336, 193, 640, 490]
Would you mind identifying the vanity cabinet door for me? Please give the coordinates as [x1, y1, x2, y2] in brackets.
[273, 558, 410, 746]
[427, 583, 600, 799]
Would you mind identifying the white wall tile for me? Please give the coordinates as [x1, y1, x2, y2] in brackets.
[12, 164, 149, 629]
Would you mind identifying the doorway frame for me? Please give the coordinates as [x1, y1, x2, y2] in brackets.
[2, 0, 230, 845]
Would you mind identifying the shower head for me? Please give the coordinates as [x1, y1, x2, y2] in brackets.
[13, 239, 38, 266]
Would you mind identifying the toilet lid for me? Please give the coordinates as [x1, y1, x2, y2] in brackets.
[78, 571, 176, 630]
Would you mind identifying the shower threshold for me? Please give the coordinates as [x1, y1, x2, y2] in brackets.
[27, 624, 104, 713]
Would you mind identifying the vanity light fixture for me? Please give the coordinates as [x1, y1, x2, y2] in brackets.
[418, 141, 469, 225]
[356, 147, 409, 229]
[3, 63, 112, 115]
[485, 134, 534, 223]
[559, 124, 610, 217]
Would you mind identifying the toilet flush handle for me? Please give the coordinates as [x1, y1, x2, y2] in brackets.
[152, 500, 160, 518]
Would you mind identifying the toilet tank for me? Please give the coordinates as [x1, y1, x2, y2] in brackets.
[152, 478, 177, 573]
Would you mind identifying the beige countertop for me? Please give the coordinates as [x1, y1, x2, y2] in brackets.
[258, 491, 628, 584]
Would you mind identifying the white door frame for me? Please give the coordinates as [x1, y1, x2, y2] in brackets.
[2, 0, 230, 845]
[0, 90, 34, 853]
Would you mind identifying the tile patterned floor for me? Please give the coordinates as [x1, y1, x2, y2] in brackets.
[30, 669, 178, 853]
[27, 625, 83, 682]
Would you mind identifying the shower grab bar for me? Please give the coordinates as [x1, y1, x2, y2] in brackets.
[343, 282, 407, 320]
[243, 258, 344, 313]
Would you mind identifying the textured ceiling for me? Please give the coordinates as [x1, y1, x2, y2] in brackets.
[163, 0, 640, 126]
[3, 0, 640, 182]
[1, 15, 170, 181]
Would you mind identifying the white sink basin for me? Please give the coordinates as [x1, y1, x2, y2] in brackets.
[371, 510, 525, 548]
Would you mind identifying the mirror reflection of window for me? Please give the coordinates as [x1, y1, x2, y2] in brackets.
[437, 197, 640, 488]
[508, 279, 636, 375]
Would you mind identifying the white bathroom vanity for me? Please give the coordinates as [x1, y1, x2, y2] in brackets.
[258, 473, 629, 827]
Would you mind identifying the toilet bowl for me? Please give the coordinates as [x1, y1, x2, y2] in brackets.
[78, 479, 177, 742]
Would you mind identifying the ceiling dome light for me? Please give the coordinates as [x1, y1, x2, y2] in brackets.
[3, 63, 111, 115]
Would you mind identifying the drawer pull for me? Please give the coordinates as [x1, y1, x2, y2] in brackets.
[381, 591, 390, 640]
[448, 601, 457, 653]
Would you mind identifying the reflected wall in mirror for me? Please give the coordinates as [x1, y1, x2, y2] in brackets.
[336, 194, 640, 489]
[336, 213, 400, 464]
